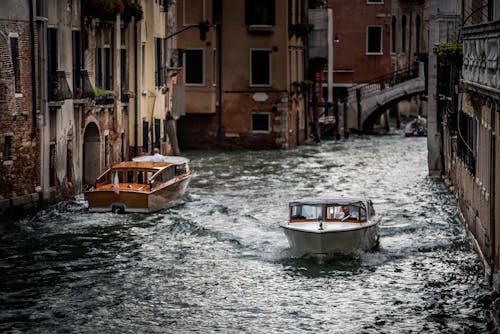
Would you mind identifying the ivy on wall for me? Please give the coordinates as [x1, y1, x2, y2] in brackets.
[435, 43, 463, 68]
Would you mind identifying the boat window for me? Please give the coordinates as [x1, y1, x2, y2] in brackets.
[165, 166, 175, 180]
[359, 207, 367, 221]
[291, 204, 323, 220]
[127, 170, 134, 183]
[117, 171, 124, 183]
[175, 164, 188, 175]
[137, 171, 144, 184]
[327, 205, 361, 221]
[147, 171, 154, 182]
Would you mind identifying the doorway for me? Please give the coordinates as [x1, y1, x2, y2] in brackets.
[83, 122, 101, 187]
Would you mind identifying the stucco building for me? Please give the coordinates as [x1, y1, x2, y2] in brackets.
[175, 0, 307, 149]
[0, 0, 178, 216]
[433, 0, 500, 325]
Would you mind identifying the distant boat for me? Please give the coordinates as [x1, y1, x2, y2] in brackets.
[279, 197, 380, 256]
[404, 116, 427, 137]
[85, 155, 193, 213]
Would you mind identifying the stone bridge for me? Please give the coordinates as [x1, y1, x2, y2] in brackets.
[346, 63, 426, 132]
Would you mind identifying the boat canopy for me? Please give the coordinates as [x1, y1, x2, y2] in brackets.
[289, 197, 368, 208]
[132, 155, 189, 165]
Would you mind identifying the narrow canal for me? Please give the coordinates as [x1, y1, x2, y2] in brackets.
[0, 135, 492, 333]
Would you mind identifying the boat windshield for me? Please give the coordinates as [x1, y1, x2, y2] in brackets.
[290, 204, 323, 220]
[325, 204, 367, 222]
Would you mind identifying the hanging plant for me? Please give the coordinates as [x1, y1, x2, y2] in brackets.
[84, 0, 143, 22]
[435, 43, 462, 68]
[84, 0, 123, 21]
[122, 0, 144, 22]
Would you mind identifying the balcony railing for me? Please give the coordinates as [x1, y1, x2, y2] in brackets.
[49, 70, 72, 102]
[462, 20, 500, 98]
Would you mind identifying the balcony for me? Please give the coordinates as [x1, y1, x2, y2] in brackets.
[462, 20, 500, 100]
[48, 71, 72, 102]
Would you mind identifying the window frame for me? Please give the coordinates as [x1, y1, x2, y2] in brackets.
[366, 25, 383, 55]
[250, 48, 272, 87]
[3, 135, 13, 161]
[245, 0, 276, 27]
[251, 112, 271, 133]
[184, 48, 205, 86]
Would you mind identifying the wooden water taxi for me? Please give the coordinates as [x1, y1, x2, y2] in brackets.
[279, 197, 380, 256]
[85, 156, 193, 213]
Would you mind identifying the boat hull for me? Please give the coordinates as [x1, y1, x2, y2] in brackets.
[279, 221, 379, 256]
[86, 175, 192, 213]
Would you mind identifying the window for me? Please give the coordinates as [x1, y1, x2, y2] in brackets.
[120, 48, 127, 92]
[416, 15, 421, 53]
[367, 0, 383, 3]
[121, 132, 125, 161]
[252, 113, 270, 133]
[154, 118, 161, 148]
[47, 28, 58, 97]
[245, 0, 275, 26]
[367, 26, 382, 54]
[391, 16, 396, 53]
[250, 49, 271, 86]
[104, 46, 111, 90]
[155, 37, 164, 87]
[401, 15, 407, 53]
[212, 48, 217, 86]
[10, 37, 21, 94]
[291, 204, 322, 220]
[72, 30, 82, 97]
[185, 49, 204, 85]
[141, 44, 146, 92]
[104, 135, 109, 166]
[4, 135, 12, 161]
[142, 120, 149, 153]
[50, 143, 56, 186]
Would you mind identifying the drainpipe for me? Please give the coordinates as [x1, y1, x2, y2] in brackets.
[134, 21, 138, 157]
[29, 0, 37, 140]
[216, 12, 223, 145]
[490, 107, 496, 284]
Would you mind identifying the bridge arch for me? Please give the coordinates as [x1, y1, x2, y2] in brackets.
[362, 92, 423, 132]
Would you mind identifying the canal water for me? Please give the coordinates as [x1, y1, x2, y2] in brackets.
[0, 135, 492, 333]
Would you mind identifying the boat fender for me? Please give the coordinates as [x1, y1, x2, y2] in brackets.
[112, 204, 126, 214]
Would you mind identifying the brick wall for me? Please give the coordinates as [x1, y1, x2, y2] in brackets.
[0, 20, 40, 201]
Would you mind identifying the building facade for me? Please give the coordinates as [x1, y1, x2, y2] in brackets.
[434, 0, 500, 324]
[175, 0, 307, 149]
[0, 0, 41, 216]
[0, 0, 178, 216]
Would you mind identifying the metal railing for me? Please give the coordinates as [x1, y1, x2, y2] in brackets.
[347, 65, 420, 101]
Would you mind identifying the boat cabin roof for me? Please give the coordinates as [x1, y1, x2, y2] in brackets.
[110, 161, 173, 171]
[289, 197, 369, 207]
[132, 155, 189, 165]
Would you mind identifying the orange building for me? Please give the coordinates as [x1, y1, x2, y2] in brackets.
[174, 0, 307, 149]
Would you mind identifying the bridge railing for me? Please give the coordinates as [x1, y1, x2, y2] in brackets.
[347, 65, 420, 102]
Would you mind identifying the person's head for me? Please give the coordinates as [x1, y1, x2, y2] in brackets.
[153, 147, 160, 154]
[342, 205, 350, 215]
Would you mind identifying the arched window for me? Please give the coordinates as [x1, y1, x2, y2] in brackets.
[391, 16, 396, 53]
[416, 15, 421, 54]
[401, 15, 407, 53]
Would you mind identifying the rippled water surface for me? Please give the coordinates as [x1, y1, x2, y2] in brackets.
[0, 135, 492, 333]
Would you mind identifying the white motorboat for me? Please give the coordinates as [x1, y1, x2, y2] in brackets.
[279, 197, 380, 256]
